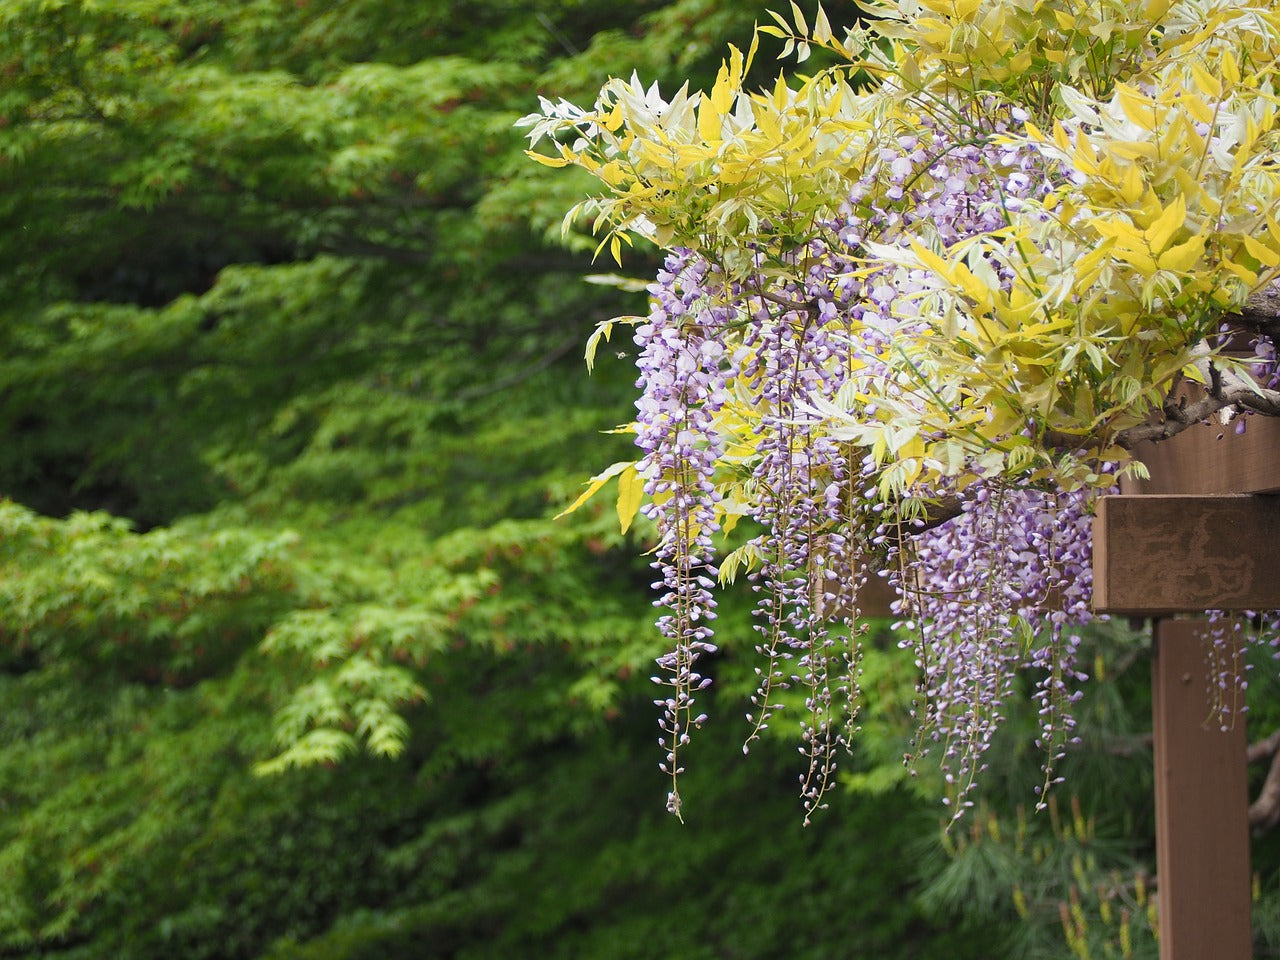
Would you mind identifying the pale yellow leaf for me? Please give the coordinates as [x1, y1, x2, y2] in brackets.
[1156, 235, 1205, 273]
[1146, 195, 1185, 254]
[1116, 244, 1159, 277]
[951, 260, 993, 310]
[616, 463, 646, 534]
[584, 320, 613, 373]
[726, 43, 745, 91]
[908, 238, 955, 283]
[1190, 61, 1223, 98]
[555, 460, 635, 520]
[1181, 91, 1214, 124]
[1115, 83, 1155, 131]
[1053, 120, 1071, 152]
[1118, 163, 1145, 204]
[526, 151, 570, 168]
[1221, 52, 1241, 86]
[1221, 260, 1259, 285]
[813, 3, 833, 42]
[1244, 234, 1280, 268]
[790, 0, 808, 35]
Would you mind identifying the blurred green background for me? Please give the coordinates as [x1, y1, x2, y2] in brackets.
[2, 2, 1279, 957]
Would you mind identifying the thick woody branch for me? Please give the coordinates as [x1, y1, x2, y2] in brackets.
[1112, 355, 1280, 450]
[1250, 731, 1280, 831]
[1099, 321, 1280, 451]
[1248, 729, 1280, 765]
[1228, 286, 1280, 340]
[915, 494, 965, 531]
[755, 289, 816, 313]
[1015, 291, 1280, 452]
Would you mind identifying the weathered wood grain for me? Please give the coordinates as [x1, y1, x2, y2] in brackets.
[1152, 619, 1252, 960]
[1123, 413, 1280, 495]
[1093, 494, 1280, 614]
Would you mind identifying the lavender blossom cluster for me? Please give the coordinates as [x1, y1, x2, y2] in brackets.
[737, 258, 864, 820]
[904, 482, 1096, 815]
[628, 114, 1114, 816]
[634, 251, 738, 818]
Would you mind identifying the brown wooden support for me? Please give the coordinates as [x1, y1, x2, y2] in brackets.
[1125, 415, 1280, 496]
[1086, 343, 1280, 956]
[1093, 494, 1280, 614]
[1093, 493, 1280, 959]
[1152, 619, 1252, 960]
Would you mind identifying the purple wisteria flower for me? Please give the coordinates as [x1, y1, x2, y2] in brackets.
[634, 251, 737, 818]
[629, 105, 1254, 819]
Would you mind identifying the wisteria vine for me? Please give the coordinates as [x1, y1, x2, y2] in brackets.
[630, 115, 1280, 818]
[524, 0, 1280, 818]
[625, 116, 1126, 817]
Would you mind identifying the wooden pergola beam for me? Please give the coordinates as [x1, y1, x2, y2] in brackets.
[1093, 494, 1280, 614]
[1123, 412, 1280, 496]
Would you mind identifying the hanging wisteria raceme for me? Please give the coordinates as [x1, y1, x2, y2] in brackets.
[901, 482, 1098, 817]
[1202, 609, 1252, 733]
[634, 251, 739, 819]
[738, 276, 858, 821]
[625, 113, 1110, 814]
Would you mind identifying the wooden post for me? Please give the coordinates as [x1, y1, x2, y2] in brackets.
[1093, 490, 1280, 960]
[1076, 334, 1280, 956]
[1151, 619, 1252, 960]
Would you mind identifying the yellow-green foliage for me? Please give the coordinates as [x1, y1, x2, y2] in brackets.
[524, 0, 1280, 502]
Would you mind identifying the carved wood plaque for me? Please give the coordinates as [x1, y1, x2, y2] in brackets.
[1093, 494, 1280, 614]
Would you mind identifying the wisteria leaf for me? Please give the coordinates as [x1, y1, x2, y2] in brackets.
[616, 463, 646, 534]
[555, 460, 635, 519]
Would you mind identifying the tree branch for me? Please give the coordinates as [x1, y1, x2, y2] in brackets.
[755, 289, 816, 313]
[1248, 728, 1280, 765]
[1111, 353, 1280, 449]
[452, 332, 581, 401]
[1227, 286, 1280, 340]
[1101, 733, 1153, 756]
[915, 494, 965, 532]
[1251, 750, 1280, 831]
[1248, 728, 1280, 831]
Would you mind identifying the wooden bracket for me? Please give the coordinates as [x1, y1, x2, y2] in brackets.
[1093, 494, 1280, 615]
